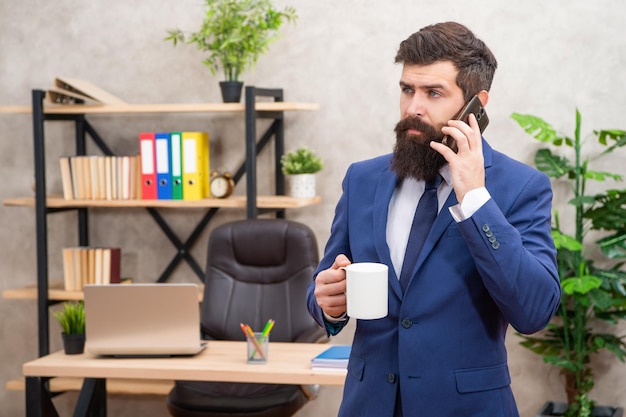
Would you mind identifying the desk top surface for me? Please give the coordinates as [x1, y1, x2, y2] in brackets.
[23, 341, 346, 386]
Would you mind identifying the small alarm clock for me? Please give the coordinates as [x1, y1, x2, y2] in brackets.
[209, 171, 235, 198]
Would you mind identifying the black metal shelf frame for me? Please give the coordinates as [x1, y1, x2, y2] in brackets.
[31, 86, 287, 357]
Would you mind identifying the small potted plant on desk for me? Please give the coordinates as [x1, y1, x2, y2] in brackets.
[165, 0, 297, 103]
[512, 110, 626, 417]
[53, 301, 86, 355]
[280, 146, 323, 198]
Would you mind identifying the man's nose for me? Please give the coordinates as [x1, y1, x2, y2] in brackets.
[405, 96, 425, 117]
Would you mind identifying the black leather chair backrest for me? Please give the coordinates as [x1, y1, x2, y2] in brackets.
[200, 219, 323, 344]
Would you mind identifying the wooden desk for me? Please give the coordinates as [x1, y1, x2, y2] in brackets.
[23, 341, 346, 417]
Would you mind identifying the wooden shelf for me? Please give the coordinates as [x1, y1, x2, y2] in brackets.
[0, 101, 319, 115]
[6, 377, 172, 395]
[3, 195, 321, 209]
[3, 282, 83, 301]
[3, 282, 205, 302]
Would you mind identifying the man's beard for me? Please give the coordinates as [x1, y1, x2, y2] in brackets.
[391, 115, 447, 181]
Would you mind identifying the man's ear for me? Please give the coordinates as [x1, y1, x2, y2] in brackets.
[476, 90, 489, 107]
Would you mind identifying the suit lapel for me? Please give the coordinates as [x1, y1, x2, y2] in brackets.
[405, 138, 494, 292]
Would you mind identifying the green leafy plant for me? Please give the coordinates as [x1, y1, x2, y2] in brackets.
[53, 301, 85, 335]
[280, 146, 323, 175]
[165, 0, 297, 82]
[512, 110, 626, 417]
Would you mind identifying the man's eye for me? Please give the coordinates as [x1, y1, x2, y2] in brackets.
[429, 91, 441, 97]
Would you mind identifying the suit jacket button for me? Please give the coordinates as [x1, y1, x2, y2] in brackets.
[488, 236, 497, 243]
[401, 318, 412, 328]
[492, 241, 501, 249]
[388, 373, 396, 383]
[482, 224, 490, 232]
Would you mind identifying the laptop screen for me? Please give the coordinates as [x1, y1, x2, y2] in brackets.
[83, 283, 205, 356]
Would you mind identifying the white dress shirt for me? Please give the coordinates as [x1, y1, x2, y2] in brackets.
[387, 165, 491, 277]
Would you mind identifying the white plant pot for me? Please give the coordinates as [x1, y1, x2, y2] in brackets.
[287, 174, 316, 198]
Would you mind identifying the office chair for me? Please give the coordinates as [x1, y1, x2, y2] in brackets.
[166, 219, 328, 417]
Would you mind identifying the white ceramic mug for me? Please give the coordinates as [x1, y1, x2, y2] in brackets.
[342, 262, 388, 319]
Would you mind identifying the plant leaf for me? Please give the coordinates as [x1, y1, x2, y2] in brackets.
[511, 113, 563, 144]
[552, 230, 583, 251]
[597, 232, 626, 259]
[596, 129, 626, 155]
[561, 275, 602, 295]
[534, 148, 572, 178]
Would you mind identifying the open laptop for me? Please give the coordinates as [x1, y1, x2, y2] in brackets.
[83, 283, 206, 357]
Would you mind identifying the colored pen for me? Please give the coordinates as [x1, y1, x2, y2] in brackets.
[241, 323, 266, 360]
[261, 319, 275, 338]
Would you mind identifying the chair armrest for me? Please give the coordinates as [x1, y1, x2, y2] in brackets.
[294, 325, 328, 343]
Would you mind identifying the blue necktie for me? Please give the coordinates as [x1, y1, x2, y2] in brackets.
[399, 175, 442, 292]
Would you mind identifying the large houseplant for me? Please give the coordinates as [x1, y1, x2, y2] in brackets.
[165, 0, 297, 102]
[511, 111, 626, 417]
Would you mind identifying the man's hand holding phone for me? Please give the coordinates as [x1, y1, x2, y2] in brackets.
[442, 95, 489, 153]
[431, 95, 488, 203]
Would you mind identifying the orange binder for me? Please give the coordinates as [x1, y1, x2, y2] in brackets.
[139, 132, 157, 199]
[182, 132, 209, 200]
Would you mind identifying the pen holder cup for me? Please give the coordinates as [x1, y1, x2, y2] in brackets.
[246, 332, 269, 364]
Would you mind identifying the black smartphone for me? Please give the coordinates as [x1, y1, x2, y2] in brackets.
[442, 95, 489, 152]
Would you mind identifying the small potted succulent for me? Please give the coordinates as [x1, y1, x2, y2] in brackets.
[53, 301, 86, 355]
[165, 0, 297, 102]
[280, 146, 323, 198]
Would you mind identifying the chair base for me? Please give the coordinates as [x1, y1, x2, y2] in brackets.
[166, 381, 309, 417]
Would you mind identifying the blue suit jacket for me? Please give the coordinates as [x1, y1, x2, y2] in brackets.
[306, 140, 560, 417]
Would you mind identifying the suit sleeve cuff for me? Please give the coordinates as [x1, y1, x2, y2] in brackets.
[448, 187, 491, 222]
[323, 311, 348, 336]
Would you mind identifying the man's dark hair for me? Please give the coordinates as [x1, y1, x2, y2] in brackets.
[395, 22, 498, 101]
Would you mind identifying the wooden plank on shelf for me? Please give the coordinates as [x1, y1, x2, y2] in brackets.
[0, 102, 319, 115]
[2, 282, 83, 301]
[6, 377, 172, 395]
[3, 282, 205, 302]
[0, 105, 31, 114]
[3, 195, 321, 209]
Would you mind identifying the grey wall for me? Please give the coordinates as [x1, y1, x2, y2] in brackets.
[1, 1, 625, 416]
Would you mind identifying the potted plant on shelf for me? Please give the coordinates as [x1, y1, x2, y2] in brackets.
[511, 110, 626, 417]
[165, 0, 297, 103]
[280, 146, 323, 198]
[53, 301, 86, 355]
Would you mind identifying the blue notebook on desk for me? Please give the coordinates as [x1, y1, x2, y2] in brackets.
[311, 345, 351, 369]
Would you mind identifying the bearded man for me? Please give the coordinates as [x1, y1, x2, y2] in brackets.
[306, 21, 561, 417]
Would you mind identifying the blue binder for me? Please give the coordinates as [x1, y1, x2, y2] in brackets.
[155, 132, 173, 200]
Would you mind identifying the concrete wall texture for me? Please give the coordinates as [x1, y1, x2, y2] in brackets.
[1, 0, 625, 416]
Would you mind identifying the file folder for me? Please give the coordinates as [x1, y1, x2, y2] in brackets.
[182, 132, 209, 200]
[54, 77, 127, 105]
[155, 132, 173, 200]
[139, 132, 157, 199]
[170, 132, 183, 200]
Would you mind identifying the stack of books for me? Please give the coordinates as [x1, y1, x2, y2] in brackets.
[62, 247, 121, 291]
[59, 155, 141, 200]
[310, 345, 351, 370]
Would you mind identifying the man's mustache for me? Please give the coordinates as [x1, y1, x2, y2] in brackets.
[394, 116, 441, 140]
